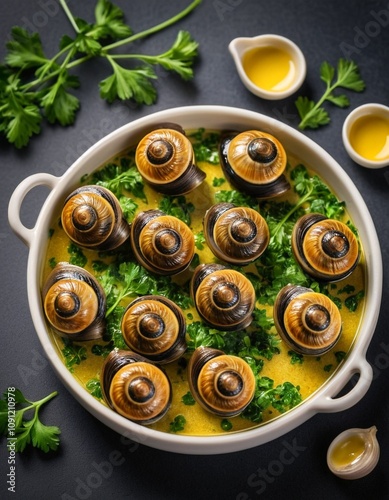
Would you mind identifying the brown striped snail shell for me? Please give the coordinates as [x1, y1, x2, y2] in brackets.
[135, 124, 206, 195]
[219, 130, 290, 198]
[42, 262, 106, 341]
[188, 347, 256, 417]
[274, 284, 342, 355]
[61, 185, 130, 251]
[190, 263, 256, 331]
[100, 349, 172, 425]
[203, 202, 270, 265]
[130, 209, 195, 275]
[121, 295, 186, 364]
[292, 213, 360, 282]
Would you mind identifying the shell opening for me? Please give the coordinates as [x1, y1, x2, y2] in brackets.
[146, 139, 174, 165]
[321, 230, 350, 258]
[216, 370, 244, 397]
[54, 291, 80, 318]
[248, 137, 278, 164]
[128, 376, 155, 403]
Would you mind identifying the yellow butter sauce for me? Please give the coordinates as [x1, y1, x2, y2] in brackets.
[242, 46, 296, 92]
[330, 434, 366, 468]
[349, 114, 389, 161]
[42, 138, 366, 437]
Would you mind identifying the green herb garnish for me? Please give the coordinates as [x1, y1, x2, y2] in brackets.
[169, 415, 186, 433]
[0, 388, 60, 452]
[61, 338, 87, 370]
[86, 379, 103, 399]
[67, 242, 87, 267]
[182, 392, 196, 406]
[295, 59, 365, 130]
[0, 0, 201, 147]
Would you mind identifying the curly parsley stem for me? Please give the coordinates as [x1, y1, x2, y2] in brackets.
[60, 0, 81, 33]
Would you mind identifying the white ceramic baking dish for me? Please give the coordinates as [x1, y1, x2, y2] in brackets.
[8, 105, 382, 454]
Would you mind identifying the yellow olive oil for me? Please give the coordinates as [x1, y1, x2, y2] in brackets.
[330, 434, 366, 468]
[349, 115, 389, 161]
[242, 46, 296, 92]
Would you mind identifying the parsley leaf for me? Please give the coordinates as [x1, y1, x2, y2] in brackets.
[0, 388, 60, 453]
[296, 59, 365, 130]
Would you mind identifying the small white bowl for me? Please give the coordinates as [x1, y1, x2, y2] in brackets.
[342, 103, 389, 169]
[229, 34, 306, 100]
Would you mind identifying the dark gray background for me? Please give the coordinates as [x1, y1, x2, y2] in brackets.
[1, 0, 388, 499]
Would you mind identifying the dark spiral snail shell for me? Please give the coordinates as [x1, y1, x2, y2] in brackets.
[219, 130, 290, 198]
[291, 213, 360, 282]
[130, 209, 195, 275]
[61, 185, 131, 251]
[190, 263, 256, 331]
[274, 284, 342, 355]
[121, 295, 186, 364]
[188, 347, 256, 417]
[135, 124, 206, 195]
[100, 349, 172, 425]
[203, 202, 270, 265]
[42, 262, 106, 341]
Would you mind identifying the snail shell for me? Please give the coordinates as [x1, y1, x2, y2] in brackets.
[203, 202, 270, 265]
[188, 347, 256, 417]
[190, 263, 256, 331]
[130, 209, 195, 275]
[274, 284, 342, 355]
[292, 213, 360, 282]
[100, 349, 172, 425]
[219, 130, 290, 198]
[61, 185, 131, 251]
[121, 295, 186, 364]
[42, 262, 106, 341]
[135, 124, 206, 195]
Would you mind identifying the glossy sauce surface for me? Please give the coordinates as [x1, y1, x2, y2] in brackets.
[242, 46, 296, 92]
[330, 434, 366, 468]
[349, 115, 389, 161]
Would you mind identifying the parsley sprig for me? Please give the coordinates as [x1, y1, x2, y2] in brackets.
[295, 59, 365, 130]
[0, 389, 60, 452]
[0, 0, 201, 147]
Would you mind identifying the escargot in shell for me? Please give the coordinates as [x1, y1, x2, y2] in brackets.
[188, 346, 256, 417]
[135, 123, 206, 195]
[121, 295, 186, 364]
[130, 209, 195, 275]
[203, 202, 270, 265]
[100, 349, 172, 425]
[190, 263, 256, 331]
[292, 213, 360, 282]
[274, 284, 342, 355]
[219, 130, 290, 198]
[61, 185, 130, 251]
[42, 262, 106, 341]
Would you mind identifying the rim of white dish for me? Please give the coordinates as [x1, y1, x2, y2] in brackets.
[16, 105, 382, 454]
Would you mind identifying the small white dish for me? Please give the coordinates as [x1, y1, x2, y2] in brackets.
[342, 103, 389, 169]
[229, 34, 306, 100]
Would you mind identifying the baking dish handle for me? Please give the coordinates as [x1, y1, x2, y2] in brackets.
[313, 357, 373, 413]
[8, 173, 60, 247]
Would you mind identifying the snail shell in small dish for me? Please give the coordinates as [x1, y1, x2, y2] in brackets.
[203, 202, 270, 265]
[130, 209, 195, 275]
[327, 426, 380, 479]
[100, 349, 172, 425]
[190, 263, 256, 331]
[219, 130, 290, 198]
[121, 295, 186, 364]
[61, 185, 131, 251]
[42, 262, 106, 341]
[274, 284, 342, 355]
[188, 346, 256, 417]
[135, 123, 206, 195]
[292, 213, 360, 282]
